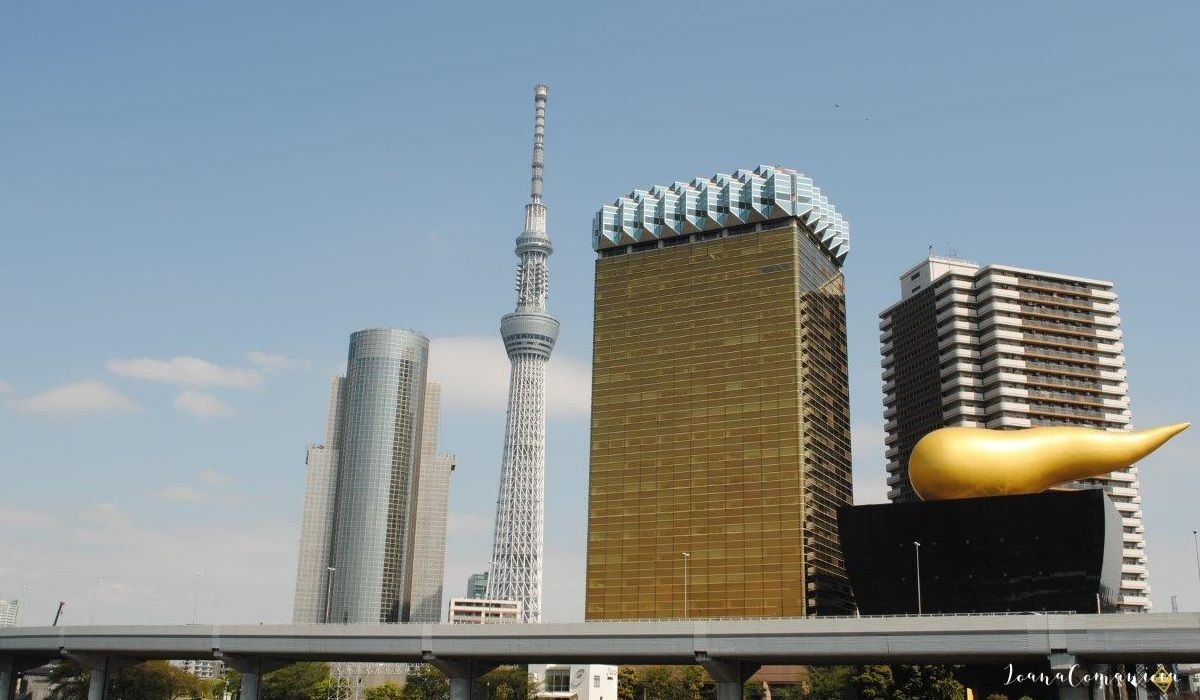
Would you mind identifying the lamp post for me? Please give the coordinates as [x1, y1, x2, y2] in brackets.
[1193, 531, 1200, 601]
[324, 566, 336, 624]
[913, 541, 923, 615]
[191, 572, 204, 624]
[681, 552, 691, 619]
[90, 578, 103, 625]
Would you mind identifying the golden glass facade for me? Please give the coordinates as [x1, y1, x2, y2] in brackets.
[586, 220, 854, 620]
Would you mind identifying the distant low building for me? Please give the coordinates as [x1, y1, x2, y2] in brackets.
[0, 599, 21, 627]
[447, 598, 521, 624]
[171, 659, 224, 680]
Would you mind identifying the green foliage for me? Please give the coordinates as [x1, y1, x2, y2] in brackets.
[985, 694, 1008, 700]
[47, 659, 207, 700]
[401, 664, 450, 700]
[890, 665, 964, 700]
[767, 684, 805, 700]
[851, 665, 893, 699]
[1016, 696, 1035, 700]
[617, 666, 637, 700]
[260, 662, 331, 700]
[616, 666, 712, 700]
[804, 666, 851, 700]
[742, 679, 766, 700]
[475, 666, 538, 700]
[366, 680, 405, 700]
[109, 661, 206, 700]
[47, 660, 90, 700]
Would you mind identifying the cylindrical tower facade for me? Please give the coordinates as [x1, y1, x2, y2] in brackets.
[329, 328, 429, 623]
[487, 85, 558, 622]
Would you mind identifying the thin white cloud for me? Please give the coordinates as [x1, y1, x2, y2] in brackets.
[82, 503, 134, 530]
[149, 486, 210, 504]
[174, 390, 234, 418]
[0, 381, 13, 394]
[2, 502, 295, 625]
[447, 511, 492, 538]
[246, 351, 310, 372]
[428, 336, 590, 418]
[8, 380, 139, 416]
[106, 356, 263, 388]
[198, 469, 233, 486]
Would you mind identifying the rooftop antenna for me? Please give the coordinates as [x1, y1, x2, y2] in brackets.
[530, 84, 548, 205]
[946, 241, 961, 259]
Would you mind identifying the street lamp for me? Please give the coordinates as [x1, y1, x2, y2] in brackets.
[1193, 531, 1200, 600]
[324, 566, 336, 624]
[191, 572, 204, 624]
[912, 542, 923, 615]
[90, 578, 103, 625]
[681, 552, 691, 619]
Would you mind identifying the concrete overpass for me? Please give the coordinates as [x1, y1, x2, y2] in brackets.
[3, 613, 1197, 700]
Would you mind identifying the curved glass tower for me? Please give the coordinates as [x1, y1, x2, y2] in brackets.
[486, 85, 559, 622]
[329, 328, 429, 623]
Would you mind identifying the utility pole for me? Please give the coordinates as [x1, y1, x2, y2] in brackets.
[681, 552, 691, 619]
[90, 578, 103, 625]
[1193, 530, 1200, 601]
[191, 572, 204, 624]
[913, 542, 923, 615]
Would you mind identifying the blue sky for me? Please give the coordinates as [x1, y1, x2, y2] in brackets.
[1, 2, 1197, 624]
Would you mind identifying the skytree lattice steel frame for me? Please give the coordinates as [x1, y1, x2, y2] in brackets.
[486, 85, 559, 623]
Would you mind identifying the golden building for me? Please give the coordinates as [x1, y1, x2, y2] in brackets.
[586, 166, 854, 619]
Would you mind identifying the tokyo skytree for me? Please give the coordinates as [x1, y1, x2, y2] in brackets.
[486, 84, 559, 622]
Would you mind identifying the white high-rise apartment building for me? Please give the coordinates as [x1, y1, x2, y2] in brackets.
[879, 255, 1149, 612]
[0, 599, 20, 627]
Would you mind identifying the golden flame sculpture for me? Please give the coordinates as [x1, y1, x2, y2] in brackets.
[908, 423, 1189, 501]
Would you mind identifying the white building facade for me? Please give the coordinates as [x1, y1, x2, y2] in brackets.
[879, 256, 1149, 611]
[447, 598, 521, 624]
[529, 665, 618, 700]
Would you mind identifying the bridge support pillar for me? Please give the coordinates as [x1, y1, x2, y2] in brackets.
[1049, 652, 1087, 700]
[0, 656, 16, 700]
[698, 656, 760, 700]
[222, 656, 288, 700]
[424, 658, 496, 700]
[63, 654, 135, 700]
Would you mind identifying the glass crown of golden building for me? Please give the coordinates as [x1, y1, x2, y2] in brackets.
[591, 164, 850, 262]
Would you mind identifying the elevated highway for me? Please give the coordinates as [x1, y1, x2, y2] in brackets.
[3, 613, 1197, 700]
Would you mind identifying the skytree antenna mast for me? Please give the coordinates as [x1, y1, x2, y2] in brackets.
[487, 85, 559, 623]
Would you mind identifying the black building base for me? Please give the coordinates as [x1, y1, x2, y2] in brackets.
[837, 489, 1122, 615]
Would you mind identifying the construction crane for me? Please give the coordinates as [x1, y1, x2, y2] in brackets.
[51, 601, 65, 626]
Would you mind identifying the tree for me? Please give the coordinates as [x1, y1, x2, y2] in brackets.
[475, 666, 538, 700]
[617, 666, 637, 700]
[47, 660, 91, 700]
[850, 665, 893, 700]
[108, 661, 206, 700]
[401, 664, 450, 700]
[891, 665, 964, 700]
[260, 662, 331, 700]
[804, 666, 851, 700]
[48, 659, 207, 700]
[985, 694, 1008, 700]
[366, 681, 405, 700]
